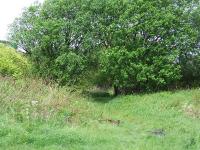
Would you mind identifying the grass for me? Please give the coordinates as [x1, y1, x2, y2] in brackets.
[0, 76, 200, 149]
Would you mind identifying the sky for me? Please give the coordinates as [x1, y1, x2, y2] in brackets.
[0, 0, 44, 40]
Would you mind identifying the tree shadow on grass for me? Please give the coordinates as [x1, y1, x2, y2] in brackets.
[83, 90, 115, 103]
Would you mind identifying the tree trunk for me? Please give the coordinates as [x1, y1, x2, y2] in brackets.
[114, 86, 119, 96]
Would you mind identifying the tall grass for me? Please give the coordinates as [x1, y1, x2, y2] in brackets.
[1, 76, 200, 149]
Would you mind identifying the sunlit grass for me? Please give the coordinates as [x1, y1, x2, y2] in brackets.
[0, 76, 200, 149]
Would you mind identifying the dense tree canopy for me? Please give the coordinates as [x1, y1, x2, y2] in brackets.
[9, 0, 200, 94]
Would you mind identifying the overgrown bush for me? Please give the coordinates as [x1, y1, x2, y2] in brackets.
[0, 44, 30, 78]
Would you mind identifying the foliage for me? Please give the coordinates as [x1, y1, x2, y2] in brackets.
[54, 52, 86, 85]
[100, 47, 181, 93]
[0, 40, 17, 49]
[96, 0, 198, 93]
[8, 2, 41, 54]
[183, 6, 200, 84]
[0, 44, 30, 78]
[9, 0, 200, 93]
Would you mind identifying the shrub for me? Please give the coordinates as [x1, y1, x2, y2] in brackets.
[0, 44, 30, 78]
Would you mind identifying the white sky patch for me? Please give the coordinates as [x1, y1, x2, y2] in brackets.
[0, 0, 44, 40]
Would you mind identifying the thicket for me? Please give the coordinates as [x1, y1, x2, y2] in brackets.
[9, 0, 200, 94]
[0, 44, 30, 78]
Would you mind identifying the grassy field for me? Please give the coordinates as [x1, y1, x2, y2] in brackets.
[0, 76, 200, 150]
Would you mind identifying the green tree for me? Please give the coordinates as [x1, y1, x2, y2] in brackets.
[9, 0, 199, 93]
[97, 0, 199, 94]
